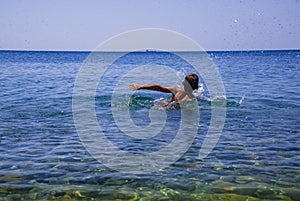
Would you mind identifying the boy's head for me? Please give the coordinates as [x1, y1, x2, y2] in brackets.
[183, 73, 199, 91]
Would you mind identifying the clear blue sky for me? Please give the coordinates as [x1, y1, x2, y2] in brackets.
[0, 0, 299, 51]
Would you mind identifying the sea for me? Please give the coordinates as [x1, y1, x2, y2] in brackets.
[0, 50, 299, 200]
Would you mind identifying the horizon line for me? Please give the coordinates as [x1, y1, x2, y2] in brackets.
[0, 48, 299, 53]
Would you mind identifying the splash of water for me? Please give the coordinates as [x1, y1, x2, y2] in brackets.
[176, 68, 187, 88]
[239, 95, 245, 105]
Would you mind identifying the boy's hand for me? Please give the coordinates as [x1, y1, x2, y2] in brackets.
[129, 83, 141, 90]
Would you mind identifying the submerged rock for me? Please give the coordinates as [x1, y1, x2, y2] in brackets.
[235, 176, 256, 184]
[73, 190, 85, 198]
[211, 180, 237, 193]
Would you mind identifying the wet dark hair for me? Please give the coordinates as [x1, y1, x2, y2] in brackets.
[184, 73, 199, 90]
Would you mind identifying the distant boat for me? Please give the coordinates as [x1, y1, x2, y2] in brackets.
[145, 49, 157, 52]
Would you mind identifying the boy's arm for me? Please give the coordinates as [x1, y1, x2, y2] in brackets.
[129, 84, 177, 93]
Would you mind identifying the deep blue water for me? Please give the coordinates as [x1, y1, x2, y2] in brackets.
[0, 50, 299, 200]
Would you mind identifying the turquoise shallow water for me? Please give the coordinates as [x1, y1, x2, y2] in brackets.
[0, 50, 299, 200]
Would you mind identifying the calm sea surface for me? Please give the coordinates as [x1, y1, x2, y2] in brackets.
[0, 50, 299, 200]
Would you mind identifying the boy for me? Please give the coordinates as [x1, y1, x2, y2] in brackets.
[129, 73, 199, 108]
